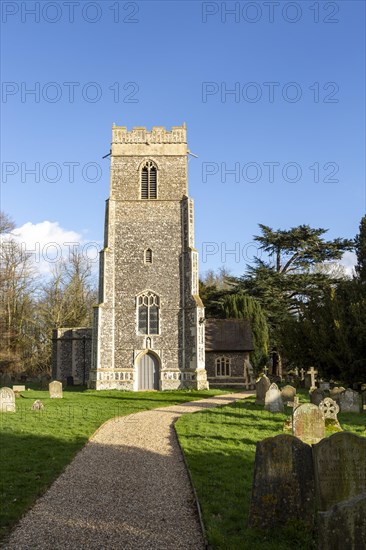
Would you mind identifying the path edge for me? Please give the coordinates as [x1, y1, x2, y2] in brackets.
[173, 419, 211, 550]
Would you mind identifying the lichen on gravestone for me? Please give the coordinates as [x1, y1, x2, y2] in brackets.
[248, 434, 315, 528]
[292, 403, 325, 444]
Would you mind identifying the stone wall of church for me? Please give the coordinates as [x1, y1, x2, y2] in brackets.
[206, 351, 253, 388]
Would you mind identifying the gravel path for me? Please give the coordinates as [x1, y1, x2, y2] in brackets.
[2, 392, 253, 550]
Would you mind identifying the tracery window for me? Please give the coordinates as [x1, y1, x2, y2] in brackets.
[141, 161, 157, 199]
[215, 356, 231, 377]
[137, 291, 159, 334]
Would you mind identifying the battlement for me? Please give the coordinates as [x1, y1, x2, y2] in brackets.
[112, 124, 187, 145]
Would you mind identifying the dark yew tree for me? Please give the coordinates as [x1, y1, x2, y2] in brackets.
[230, 224, 354, 376]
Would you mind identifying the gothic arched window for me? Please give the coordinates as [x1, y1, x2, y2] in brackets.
[215, 356, 231, 377]
[141, 161, 157, 199]
[137, 291, 160, 334]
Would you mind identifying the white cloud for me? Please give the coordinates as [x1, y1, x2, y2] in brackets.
[10, 221, 101, 275]
[339, 251, 357, 277]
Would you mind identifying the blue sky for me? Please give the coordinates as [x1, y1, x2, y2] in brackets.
[1, 0, 365, 277]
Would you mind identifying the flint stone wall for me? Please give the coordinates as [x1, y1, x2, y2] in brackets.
[52, 328, 92, 384]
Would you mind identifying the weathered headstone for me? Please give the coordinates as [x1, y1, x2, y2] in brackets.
[293, 396, 300, 409]
[255, 375, 270, 405]
[265, 383, 284, 413]
[319, 397, 341, 430]
[248, 434, 315, 528]
[329, 386, 346, 403]
[13, 385, 26, 392]
[317, 492, 366, 550]
[362, 391, 366, 412]
[49, 381, 63, 398]
[313, 432, 366, 511]
[292, 403, 325, 444]
[319, 381, 330, 391]
[339, 389, 361, 413]
[281, 385, 296, 405]
[41, 375, 50, 390]
[0, 387, 16, 412]
[32, 400, 44, 410]
[2, 373, 12, 387]
[309, 388, 325, 406]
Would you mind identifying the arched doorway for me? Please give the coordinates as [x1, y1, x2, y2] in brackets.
[137, 352, 159, 390]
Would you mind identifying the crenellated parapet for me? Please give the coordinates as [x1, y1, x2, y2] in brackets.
[112, 124, 187, 145]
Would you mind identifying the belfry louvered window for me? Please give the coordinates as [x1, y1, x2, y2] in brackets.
[144, 248, 153, 264]
[137, 292, 159, 334]
[141, 161, 157, 199]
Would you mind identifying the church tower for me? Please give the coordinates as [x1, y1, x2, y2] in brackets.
[89, 124, 208, 390]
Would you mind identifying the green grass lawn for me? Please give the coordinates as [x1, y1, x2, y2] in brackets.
[175, 392, 366, 550]
[0, 387, 226, 541]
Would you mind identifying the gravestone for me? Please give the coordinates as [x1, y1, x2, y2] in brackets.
[32, 400, 44, 410]
[329, 386, 346, 403]
[313, 432, 366, 511]
[319, 397, 341, 430]
[41, 375, 50, 390]
[13, 385, 26, 392]
[49, 381, 63, 399]
[319, 381, 330, 391]
[317, 492, 366, 550]
[265, 383, 284, 413]
[339, 389, 360, 413]
[2, 373, 12, 387]
[293, 396, 300, 409]
[248, 434, 315, 528]
[362, 391, 366, 412]
[292, 403, 325, 444]
[281, 385, 296, 405]
[0, 387, 16, 412]
[255, 375, 270, 405]
[305, 367, 317, 389]
[309, 388, 325, 406]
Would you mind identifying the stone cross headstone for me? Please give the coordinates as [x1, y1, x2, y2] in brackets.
[0, 387, 16, 412]
[248, 434, 315, 528]
[263, 366, 269, 376]
[319, 397, 341, 429]
[255, 375, 270, 405]
[339, 388, 361, 413]
[305, 367, 317, 389]
[317, 493, 366, 550]
[309, 388, 325, 406]
[49, 381, 63, 399]
[294, 367, 299, 377]
[265, 383, 284, 413]
[329, 386, 346, 403]
[281, 385, 296, 405]
[312, 432, 366, 511]
[300, 368, 305, 381]
[292, 403, 325, 444]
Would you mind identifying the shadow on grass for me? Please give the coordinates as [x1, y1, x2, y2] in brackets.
[0, 430, 87, 542]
